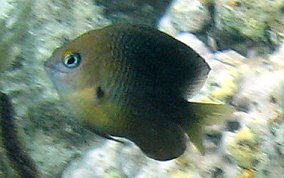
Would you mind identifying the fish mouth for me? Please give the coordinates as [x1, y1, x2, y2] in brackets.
[44, 59, 67, 74]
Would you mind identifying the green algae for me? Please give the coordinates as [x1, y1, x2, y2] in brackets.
[105, 168, 127, 178]
[215, 0, 284, 42]
[227, 128, 261, 169]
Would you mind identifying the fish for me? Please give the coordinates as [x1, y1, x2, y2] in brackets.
[44, 24, 234, 161]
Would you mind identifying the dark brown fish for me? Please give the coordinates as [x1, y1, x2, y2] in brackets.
[44, 24, 233, 161]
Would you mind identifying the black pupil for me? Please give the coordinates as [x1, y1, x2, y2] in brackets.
[67, 56, 76, 65]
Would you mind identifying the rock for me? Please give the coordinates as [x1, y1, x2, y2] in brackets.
[214, 0, 284, 42]
[95, 0, 173, 25]
[168, 0, 211, 33]
[226, 120, 241, 132]
[269, 42, 284, 69]
[0, 0, 33, 73]
[226, 128, 261, 169]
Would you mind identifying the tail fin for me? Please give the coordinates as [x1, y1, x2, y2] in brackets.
[182, 102, 234, 153]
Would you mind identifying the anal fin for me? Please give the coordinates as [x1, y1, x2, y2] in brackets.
[127, 120, 187, 161]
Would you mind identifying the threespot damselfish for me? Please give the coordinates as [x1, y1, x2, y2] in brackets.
[44, 24, 234, 161]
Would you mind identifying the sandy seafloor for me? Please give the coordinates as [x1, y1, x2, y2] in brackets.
[0, 0, 284, 177]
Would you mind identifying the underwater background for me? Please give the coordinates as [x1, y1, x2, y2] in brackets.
[0, 0, 284, 177]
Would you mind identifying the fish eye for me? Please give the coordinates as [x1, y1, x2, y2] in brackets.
[63, 53, 81, 68]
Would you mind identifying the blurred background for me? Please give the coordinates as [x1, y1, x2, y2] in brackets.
[0, 0, 283, 177]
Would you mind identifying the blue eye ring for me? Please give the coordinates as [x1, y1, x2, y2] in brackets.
[63, 53, 81, 68]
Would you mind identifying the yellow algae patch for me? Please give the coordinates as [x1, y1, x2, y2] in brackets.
[227, 128, 261, 169]
[237, 169, 256, 178]
[211, 76, 238, 101]
[171, 170, 198, 178]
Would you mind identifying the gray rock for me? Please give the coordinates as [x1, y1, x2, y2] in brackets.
[169, 0, 210, 32]
[214, 0, 284, 42]
[0, 0, 33, 73]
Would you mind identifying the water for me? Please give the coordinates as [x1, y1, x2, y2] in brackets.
[0, 0, 284, 177]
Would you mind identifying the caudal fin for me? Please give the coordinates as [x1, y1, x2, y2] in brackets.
[182, 102, 234, 153]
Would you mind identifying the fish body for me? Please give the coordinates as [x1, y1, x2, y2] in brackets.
[44, 24, 233, 161]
